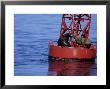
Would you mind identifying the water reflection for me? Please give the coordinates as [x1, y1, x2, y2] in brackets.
[48, 59, 96, 76]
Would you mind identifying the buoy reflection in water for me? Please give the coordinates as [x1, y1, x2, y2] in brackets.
[48, 60, 96, 76]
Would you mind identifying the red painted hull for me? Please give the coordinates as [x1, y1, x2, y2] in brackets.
[48, 41, 96, 59]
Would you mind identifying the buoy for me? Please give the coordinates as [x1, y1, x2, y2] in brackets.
[48, 14, 96, 61]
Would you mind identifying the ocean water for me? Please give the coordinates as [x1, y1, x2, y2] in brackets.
[14, 14, 97, 76]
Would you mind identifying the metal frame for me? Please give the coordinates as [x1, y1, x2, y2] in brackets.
[59, 14, 91, 47]
[1, 1, 109, 88]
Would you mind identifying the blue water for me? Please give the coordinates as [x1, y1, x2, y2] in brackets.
[14, 14, 97, 76]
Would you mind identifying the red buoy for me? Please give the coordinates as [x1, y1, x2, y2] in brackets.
[48, 14, 96, 60]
